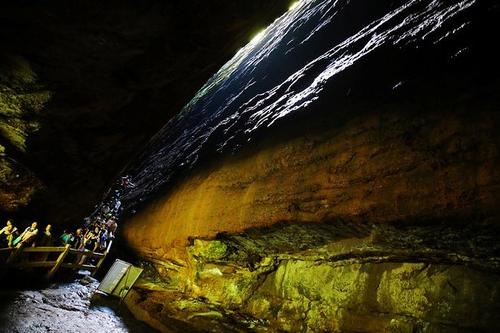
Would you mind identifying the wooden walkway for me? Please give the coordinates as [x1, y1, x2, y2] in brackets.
[0, 241, 112, 279]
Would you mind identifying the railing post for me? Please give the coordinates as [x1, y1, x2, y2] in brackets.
[6, 246, 24, 264]
[92, 240, 112, 277]
[47, 244, 70, 280]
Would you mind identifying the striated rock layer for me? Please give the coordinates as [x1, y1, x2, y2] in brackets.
[123, 110, 500, 260]
[122, 107, 500, 332]
[117, 0, 500, 331]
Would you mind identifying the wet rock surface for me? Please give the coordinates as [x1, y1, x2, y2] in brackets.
[0, 0, 290, 223]
[0, 276, 156, 333]
[118, 0, 499, 211]
[114, 0, 500, 331]
[1, 0, 499, 331]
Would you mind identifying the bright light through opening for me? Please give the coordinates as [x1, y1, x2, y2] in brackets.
[249, 30, 266, 46]
[289, 1, 301, 11]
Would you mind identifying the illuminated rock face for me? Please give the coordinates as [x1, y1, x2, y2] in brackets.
[122, 108, 500, 332]
[123, 110, 500, 261]
[124, 222, 500, 332]
[118, 0, 500, 331]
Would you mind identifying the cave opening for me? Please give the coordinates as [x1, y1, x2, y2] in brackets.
[1, 0, 499, 332]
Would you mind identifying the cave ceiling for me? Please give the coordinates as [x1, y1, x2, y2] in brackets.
[0, 0, 290, 224]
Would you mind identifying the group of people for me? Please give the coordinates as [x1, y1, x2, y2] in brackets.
[59, 217, 118, 254]
[86, 175, 135, 225]
[0, 175, 132, 262]
[0, 217, 118, 256]
[0, 220, 52, 249]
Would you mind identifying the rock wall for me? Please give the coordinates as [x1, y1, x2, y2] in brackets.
[0, 55, 48, 211]
[114, 1, 500, 330]
[123, 109, 500, 260]
[124, 223, 500, 332]
[122, 107, 500, 332]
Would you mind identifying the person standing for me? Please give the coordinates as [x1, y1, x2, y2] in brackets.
[36, 224, 53, 261]
[14, 221, 39, 248]
[71, 228, 84, 249]
[38, 224, 53, 246]
[59, 229, 73, 246]
[0, 220, 18, 248]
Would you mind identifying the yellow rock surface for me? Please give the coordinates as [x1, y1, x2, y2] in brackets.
[123, 110, 500, 261]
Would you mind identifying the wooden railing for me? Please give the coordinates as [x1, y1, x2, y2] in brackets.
[0, 240, 113, 279]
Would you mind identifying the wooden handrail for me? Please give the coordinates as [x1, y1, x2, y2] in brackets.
[47, 244, 71, 279]
[0, 242, 112, 280]
[22, 247, 68, 253]
[92, 240, 113, 277]
[68, 248, 106, 258]
[1, 246, 107, 256]
[62, 263, 97, 270]
[0, 248, 14, 253]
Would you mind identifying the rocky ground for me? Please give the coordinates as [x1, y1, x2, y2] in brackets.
[0, 275, 156, 333]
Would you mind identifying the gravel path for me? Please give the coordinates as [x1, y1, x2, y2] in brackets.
[0, 276, 157, 333]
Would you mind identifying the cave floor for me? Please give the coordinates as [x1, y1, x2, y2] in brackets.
[0, 275, 157, 333]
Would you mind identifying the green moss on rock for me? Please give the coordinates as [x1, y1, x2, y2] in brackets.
[0, 54, 50, 211]
[129, 226, 500, 332]
[0, 55, 38, 88]
[189, 239, 228, 261]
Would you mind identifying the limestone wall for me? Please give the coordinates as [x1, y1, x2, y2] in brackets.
[122, 110, 500, 262]
[121, 108, 500, 331]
